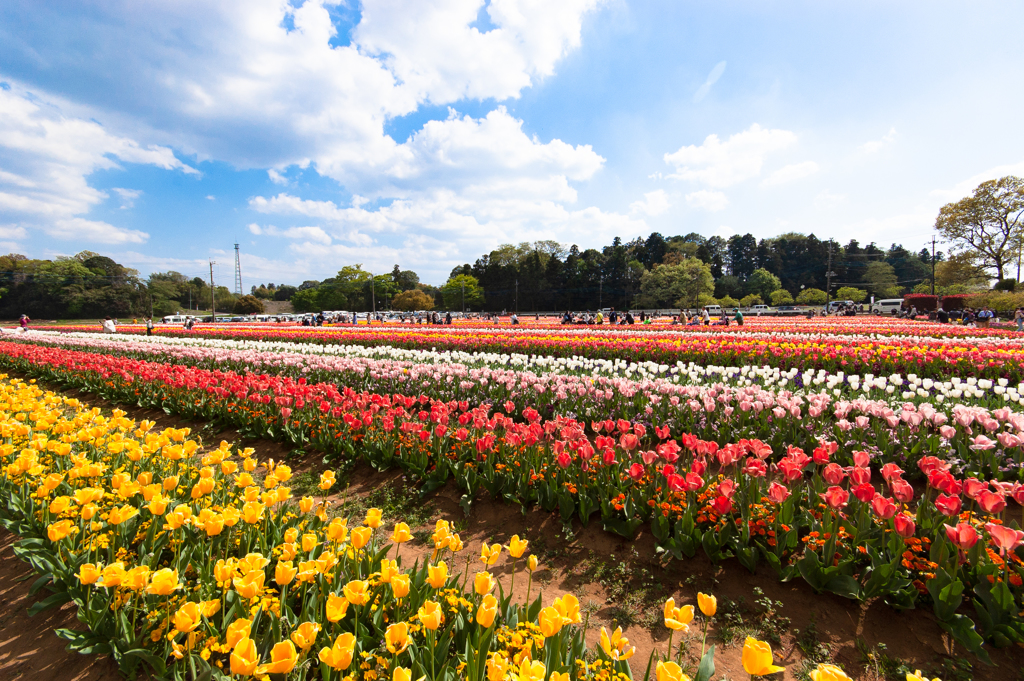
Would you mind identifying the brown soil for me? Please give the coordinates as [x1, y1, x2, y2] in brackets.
[1, 381, 1023, 681]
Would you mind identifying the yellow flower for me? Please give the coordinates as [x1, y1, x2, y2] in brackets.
[280, 542, 297, 561]
[319, 632, 356, 670]
[47, 519, 75, 541]
[431, 520, 451, 549]
[162, 475, 179, 491]
[49, 496, 71, 514]
[418, 600, 444, 630]
[486, 655, 509, 681]
[477, 594, 498, 628]
[391, 574, 411, 599]
[78, 563, 100, 586]
[204, 513, 225, 536]
[125, 565, 151, 591]
[906, 672, 940, 681]
[810, 663, 851, 681]
[516, 657, 546, 681]
[386, 622, 411, 654]
[275, 560, 297, 586]
[343, 580, 370, 606]
[551, 674, 570, 681]
[230, 637, 258, 676]
[146, 567, 178, 595]
[480, 541, 502, 566]
[350, 526, 373, 549]
[225, 618, 252, 648]
[327, 517, 348, 542]
[214, 559, 237, 584]
[379, 558, 400, 583]
[474, 571, 496, 596]
[233, 570, 266, 600]
[255, 640, 298, 675]
[539, 606, 562, 638]
[302, 532, 318, 553]
[391, 522, 412, 543]
[201, 599, 221, 618]
[174, 601, 203, 633]
[742, 637, 784, 676]
[393, 667, 412, 681]
[427, 561, 448, 589]
[508, 535, 529, 559]
[527, 555, 538, 572]
[318, 470, 336, 491]
[238, 553, 269, 573]
[656, 661, 691, 681]
[448, 533, 465, 553]
[365, 508, 383, 529]
[553, 594, 581, 624]
[326, 593, 350, 622]
[599, 626, 635, 661]
[291, 621, 321, 651]
[664, 598, 695, 632]
[242, 501, 264, 524]
[693, 593, 713, 619]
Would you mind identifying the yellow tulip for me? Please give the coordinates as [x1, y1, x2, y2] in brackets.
[242, 501, 264, 524]
[214, 559, 237, 585]
[477, 594, 498, 628]
[291, 621, 321, 651]
[527, 555, 538, 572]
[664, 598, 695, 632]
[302, 532, 318, 552]
[201, 600, 221, 618]
[486, 655, 509, 681]
[379, 558, 400, 583]
[78, 562, 100, 586]
[516, 657, 547, 681]
[125, 565, 151, 591]
[49, 496, 71, 514]
[480, 541, 502, 566]
[80, 503, 98, 521]
[474, 571, 496, 595]
[427, 561, 448, 589]
[204, 514, 225, 536]
[539, 606, 563, 638]
[350, 526, 372, 549]
[697, 592, 717, 618]
[275, 560, 297, 586]
[318, 632, 356, 670]
[230, 637, 258, 676]
[365, 508, 383, 529]
[326, 593, 350, 622]
[508, 535, 529, 558]
[742, 636, 784, 676]
[318, 470, 336, 491]
[255, 640, 298, 675]
[174, 601, 203, 633]
[148, 495, 168, 515]
[386, 621, 411, 654]
[448, 533, 465, 553]
[656, 660, 691, 681]
[391, 522, 412, 543]
[233, 570, 266, 600]
[327, 517, 348, 542]
[553, 594, 581, 624]
[343, 580, 369, 606]
[418, 600, 444, 630]
[280, 542, 297, 561]
[47, 519, 75, 541]
[146, 567, 178, 595]
[392, 574, 411, 599]
[431, 520, 451, 549]
[284, 528, 299, 544]
[393, 668, 412, 681]
[906, 672, 940, 681]
[551, 674, 570, 681]
[162, 475, 179, 491]
[810, 663, 852, 681]
[225, 618, 252, 648]
[599, 626, 635, 661]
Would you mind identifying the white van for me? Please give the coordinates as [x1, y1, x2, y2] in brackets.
[161, 315, 187, 324]
[870, 299, 904, 315]
[703, 305, 723, 316]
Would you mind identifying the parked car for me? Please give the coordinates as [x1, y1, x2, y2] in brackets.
[870, 298, 904, 315]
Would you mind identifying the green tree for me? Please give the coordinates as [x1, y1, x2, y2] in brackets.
[233, 295, 265, 314]
[835, 287, 868, 303]
[862, 261, 901, 297]
[739, 293, 763, 307]
[935, 175, 1024, 280]
[392, 289, 435, 311]
[796, 288, 828, 305]
[441, 274, 484, 310]
[635, 259, 714, 309]
[770, 289, 794, 305]
[719, 295, 740, 308]
[746, 268, 782, 301]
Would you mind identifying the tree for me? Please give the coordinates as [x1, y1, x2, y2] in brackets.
[274, 285, 297, 301]
[233, 295, 265, 314]
[796, 288, 827, 305]
[714, 275, 743, 300]
[392, 289, 435, 311]
[746, 268, 782, 301]
[291, 288, 320, 313]
[934, 252, 990, 289]
[739, 294, 763, 307]
[862, 261, 900, 297]
[835, 287, 868, 303]
[935, 176, 1024, 280]
[441, 274, 484, 310]
[770, 289, 794, 305]
[635, 260, 714, 309]
[719, 295, 740, 308]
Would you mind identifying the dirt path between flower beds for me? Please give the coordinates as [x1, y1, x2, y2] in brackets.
[1, 379, 1023, 680]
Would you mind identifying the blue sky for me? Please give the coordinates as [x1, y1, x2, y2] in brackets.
[1, 0, 1022, 287]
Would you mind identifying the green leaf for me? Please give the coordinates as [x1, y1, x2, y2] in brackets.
[27, 591, 72, 616]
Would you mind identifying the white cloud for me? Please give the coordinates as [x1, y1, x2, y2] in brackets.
[112, 188, 143, 209]
[763, 161, 819, 186]
[664, 124, 797, 188]
[713, 225, 736, 239]
[247, 223, 333, 246]
[685, 190, 728, 212]
[0, 224, 28, 241]
[693, 61, 726, 103]
[813, 190, 847, 209]
[206, 195, 216, 201]
[929, 161, 1024, 203]
[629, 189, 670, 216]
[0, 84, 194, 244]
[267, 169, 288, 185]
[860, 127, 897, 154]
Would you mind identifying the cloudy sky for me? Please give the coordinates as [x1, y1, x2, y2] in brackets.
[1, 1, 1022, 286]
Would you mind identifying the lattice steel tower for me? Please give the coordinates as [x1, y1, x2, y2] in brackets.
[233, 243, 243, 296]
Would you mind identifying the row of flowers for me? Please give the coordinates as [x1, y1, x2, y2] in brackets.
[4, 337, 1024, 481]
[29, 321, 1024, 382]
[0, 343, 1022, 661]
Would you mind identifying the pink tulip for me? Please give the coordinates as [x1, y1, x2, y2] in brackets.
[985, 523, 1024, 556]
[943, 522, 979, 550]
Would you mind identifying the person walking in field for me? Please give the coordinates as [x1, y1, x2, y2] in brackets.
[1015, 307, 1024, 332]
[146, 317, 154, 336]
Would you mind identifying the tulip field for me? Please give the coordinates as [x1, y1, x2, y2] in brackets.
[0, 320, 1022, 680]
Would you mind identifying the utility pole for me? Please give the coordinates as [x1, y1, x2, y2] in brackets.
[371, 273, 376, 316]
[825, 241, 835, 307]
[515, 279, 519, 314]
[461, 279, 465, 312]
[931, 237, 937, 296]
[209, 260, 216, 322]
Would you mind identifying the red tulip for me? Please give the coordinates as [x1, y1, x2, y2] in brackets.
[984, 522, 1024, 556]
[822, 463, 845, 485]
[767, 482, 790, 505]
[711, 495, 732, 514]
[943, 522, 979, 550]
[894, 513, 916, 538]
[853, 483, 875, 504]
[823, 486, 849, 510]
[977, 490, 1006, 514]
[628, 463, 645, 481]
[871, 495, 897, 519]
[934, 493, 962, 518]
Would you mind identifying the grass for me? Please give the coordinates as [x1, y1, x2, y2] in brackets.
[574, 548, 665, 630]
